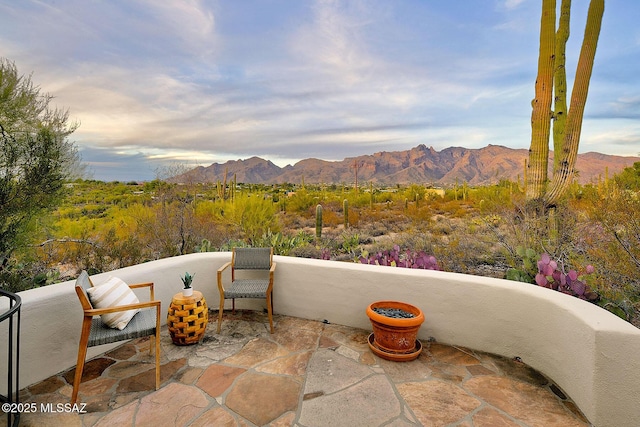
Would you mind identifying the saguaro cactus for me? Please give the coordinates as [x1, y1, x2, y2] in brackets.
[231, 174, 236, 202]
[527, 0, 556, 201]
[544, 0, 604, 206]
[552, 0, 571, 171]
[343, 199, 349, 228]
[527, 0, 605, 207]
[315, 204, 323, 239]
[369, 182, 374, 209]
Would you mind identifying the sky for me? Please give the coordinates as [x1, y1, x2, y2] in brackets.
[1, 0, 639, 181]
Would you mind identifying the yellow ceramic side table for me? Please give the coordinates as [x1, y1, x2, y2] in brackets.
[167, 291, 208, 345]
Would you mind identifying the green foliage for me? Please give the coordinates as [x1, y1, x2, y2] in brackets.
[219, 239, 249, 251]
[0, 58, 80, 263]
[598, 297, 636, 322]
[197, 238, 214, 253]
[9, 175, 640, 328]
[402, 184, 426, 204]
[614, 162, 640, 190]
[586, 181, 640, 323]
[472, 181, 520, 212]
[181, 272, 194, 289]
[33, 269, 60, 287]
[285, 189, 316, 213]
[505, 268, 533, 283]
[339, 232, 360, 257]
[505, 246, 538, 283]
[252, 230, 312, 256]
[229, 194, 280, 242]
[0, 253, 62, 292]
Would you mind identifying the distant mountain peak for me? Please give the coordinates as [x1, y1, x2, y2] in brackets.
[172, 145, 639, 186]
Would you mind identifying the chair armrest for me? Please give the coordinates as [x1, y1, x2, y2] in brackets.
[217, 261, 232, 274]
[217, 261, 232, 292]
[85, 299, 161, 317]
[269, 261, 276, 281]
[128, 282, 155, 300]
[128, 282, 153, 289]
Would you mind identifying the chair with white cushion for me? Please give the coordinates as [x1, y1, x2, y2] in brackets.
[71, 271, 161, 404]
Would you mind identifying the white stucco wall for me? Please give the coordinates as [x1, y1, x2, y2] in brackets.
[2, 252, 639, 426]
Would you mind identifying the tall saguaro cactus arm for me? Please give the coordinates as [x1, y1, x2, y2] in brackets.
[343, 199, 349, 228]
[315, 204, 323, 239]
[552, 0, 571, 171]
[545, 0, 604, 206]
[526, 0, 556, 201]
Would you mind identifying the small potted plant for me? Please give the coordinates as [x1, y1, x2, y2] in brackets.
[181, 272, 194, 297]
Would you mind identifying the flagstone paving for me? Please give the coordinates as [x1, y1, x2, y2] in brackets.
[13, 310, 591, 426]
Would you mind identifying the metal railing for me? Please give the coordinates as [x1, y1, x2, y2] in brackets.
[1, 289, 21, 427]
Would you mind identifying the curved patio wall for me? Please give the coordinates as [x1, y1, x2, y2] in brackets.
[2, 252, 639, 426]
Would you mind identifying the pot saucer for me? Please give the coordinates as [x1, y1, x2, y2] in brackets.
[367, 333, 422, 362]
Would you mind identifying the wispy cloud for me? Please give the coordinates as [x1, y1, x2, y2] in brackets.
[1, 0, 638, 180]
[502, 0, 526, 11]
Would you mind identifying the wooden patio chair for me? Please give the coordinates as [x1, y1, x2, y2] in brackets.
[71, 271, 161, 404]
[217, 247, 276, 333]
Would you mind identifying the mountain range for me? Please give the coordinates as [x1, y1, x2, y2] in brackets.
[173, 144, 639, 186]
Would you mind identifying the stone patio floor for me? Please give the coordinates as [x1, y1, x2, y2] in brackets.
[13, 310, 591, 427]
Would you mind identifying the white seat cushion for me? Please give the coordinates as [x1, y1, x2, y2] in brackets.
[87, 276, 140, 330]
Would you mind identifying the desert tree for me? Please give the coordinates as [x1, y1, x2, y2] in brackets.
[0, 58, 81, 280]
[527, 0, 605, 208]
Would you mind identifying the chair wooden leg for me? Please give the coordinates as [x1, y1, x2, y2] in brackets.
[71, 346, 87, 404]
[266, 293, 274, 334]
[232, 298, 236, 314]
[72, 319, 92, 404]
[217, 297, 224, 333]
[153, 334, 160, 390]
[154, 306, 161, 390]
[270, 292, 274, 316]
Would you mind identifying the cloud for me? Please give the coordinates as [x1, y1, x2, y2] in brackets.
[79, 146, 158, 181]
[580, 120, 640, 155]
[502, 0, 526, 11]
[609, 96, 640, 119]
[2, 0, 637, 180]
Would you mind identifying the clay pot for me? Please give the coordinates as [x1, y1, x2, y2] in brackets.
[366, 300, 424, 361]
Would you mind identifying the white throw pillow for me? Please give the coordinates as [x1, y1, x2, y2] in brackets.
[87, 276, 140, 330]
